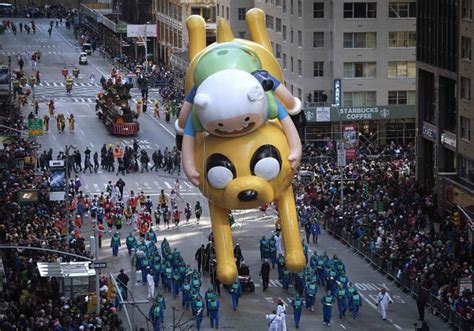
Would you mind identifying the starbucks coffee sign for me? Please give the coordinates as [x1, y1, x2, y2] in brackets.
[303, 105, 415, 122]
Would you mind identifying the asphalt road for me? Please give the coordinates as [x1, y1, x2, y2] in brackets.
[3, 18, 449, 331]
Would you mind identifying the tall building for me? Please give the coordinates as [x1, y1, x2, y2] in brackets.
[217, 0, 417, 146]
[417, 0, 474, 217]
[153, 0, 217, 70]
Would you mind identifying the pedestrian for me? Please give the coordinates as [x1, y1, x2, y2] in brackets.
[416, 289, 427, 321]
[93, 151, 99, 172]
[321, 290, 334, 326]
[195, 201, 202, 224]
[185, 202, 192, 223]
[277, 299, 287, 331]
[376, 288, 393, 320]
[291, 293, 303, 329]
[230, 279, 241, 311]
[150, 303, 163, 331]
[110, 232, 121, 257]
[208, 297, 220, 329]
[417, 321, 430, 331]
[350, 288, 362, 319]
[195, 244, 206, 273]
[260, 259, 270, 291]
[147, 269, 155, 300]
[90, 73, 95, 85]
[266, 310, 282, 331]
[116, 177, 126, 198]
[233, 243, 243, 268]
[336, 284, 348, 319]
[117, 269, 130, 300]
[126, 232, 137, 255]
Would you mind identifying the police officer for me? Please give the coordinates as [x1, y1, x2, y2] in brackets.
[192, 292, 204, 330]
[305, 280, 317, 311]
[110, 232, 121, 257]
[205, 286, 216, 317]
[208, 297, 220, 329]
[149, 302, 163, 331]
[291, 293, 304, 329]
[321, 290, 334, 326]
[230, 279, 241, 311]
[350, 287, 362, 319]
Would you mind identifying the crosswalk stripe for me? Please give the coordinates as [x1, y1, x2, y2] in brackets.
[164, 181, 172, 189]
[53, 82, 57, 86]
[184, 181, 193, 189]
[74, 83, 78, 86]
[45, 82, 50, 86]
[80, 98, 85, 103]
[80, 83, 85, 86]
[73, 98, 79, 102]
[60, 82, 64, 87]
[87, 98, 92, 103]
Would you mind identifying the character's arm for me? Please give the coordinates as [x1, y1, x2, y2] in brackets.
[277, 103, 302, 170]
[182, 117, 200, 186]
[254, 70, 302, 115]
[175, 86, 197, 134]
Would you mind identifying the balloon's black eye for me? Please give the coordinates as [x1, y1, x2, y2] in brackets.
[251, 145, 282, 181]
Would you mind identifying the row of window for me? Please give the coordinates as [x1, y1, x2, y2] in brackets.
[263, 1, 416, 19]
[462, 0, 473, 20]
[279, 56, 417, 79]
[309, 90, 416, 106]
[271, 27, 416, 49]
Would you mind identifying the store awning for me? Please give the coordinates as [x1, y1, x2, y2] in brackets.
[37, 262, 96, 278]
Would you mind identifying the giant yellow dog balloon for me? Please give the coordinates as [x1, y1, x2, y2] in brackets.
[184, 9, 306, 284]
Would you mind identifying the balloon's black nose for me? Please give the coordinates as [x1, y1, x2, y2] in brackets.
[238, 190, 258, 202]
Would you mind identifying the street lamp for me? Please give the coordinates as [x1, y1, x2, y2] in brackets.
[143, 21, 150, 74]
[64, 144, 78, 252]
[332, 104, 345, 211]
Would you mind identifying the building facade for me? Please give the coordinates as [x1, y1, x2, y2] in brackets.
[417, 0, 474, 220]
[153, 0, 216, 69]
[217, 0, 417, 146]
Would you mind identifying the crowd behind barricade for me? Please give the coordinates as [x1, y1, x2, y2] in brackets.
[1, 5, 76, 19]
[294, 141, 473, 329]
[0, 105, 126, 329]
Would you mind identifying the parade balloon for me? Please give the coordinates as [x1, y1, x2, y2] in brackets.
[179, 8, 305, 284]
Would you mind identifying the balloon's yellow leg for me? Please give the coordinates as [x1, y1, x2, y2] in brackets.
[209, 202, 238, 285]
[276, 185, 306, 272]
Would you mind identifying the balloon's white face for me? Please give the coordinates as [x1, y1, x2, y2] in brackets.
[193, 69, 268, 137]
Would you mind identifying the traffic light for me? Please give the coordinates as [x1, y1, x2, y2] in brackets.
[453, 211, 462, 228]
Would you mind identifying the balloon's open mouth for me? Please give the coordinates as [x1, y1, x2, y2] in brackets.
[214, 122, 255, 136]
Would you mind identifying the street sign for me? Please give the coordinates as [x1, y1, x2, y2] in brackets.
[90, 262, 107, 269]
[28, 118, 43, 136]
[337, 141, 346, 167]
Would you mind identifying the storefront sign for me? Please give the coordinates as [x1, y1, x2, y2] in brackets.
[303, 105, 415, 123]
[333, 79, 341, 107]
[441, 131, 456, 149]
[422, 122, 438, 142]
[127, 24, 157, 38]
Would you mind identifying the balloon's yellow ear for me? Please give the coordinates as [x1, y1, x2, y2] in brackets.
[246, 8, 272, 53]
[186, 15, 206, 62]
[216, 18, 234, 43]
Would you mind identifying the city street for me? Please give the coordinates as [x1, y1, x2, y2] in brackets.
[6, 18, 449, 331]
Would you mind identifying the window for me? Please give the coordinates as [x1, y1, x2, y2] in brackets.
[313, 32, 324, 48]
[217, 5, 219, 17]
[343, 62, 376, 78]
[283, 53, 287, 69]
[298, 88, 302, 100]
[388, 61, 416, 78]
[313, 61, 324, 77]
[283, 25, 287, 41]
[344, 2, 377, 19]
[265, 15, 274, 30]
[290, 28, 294, 44]
[461, 37, 472, 60]
[283, 0, 287, 13]
[275, 44, 282, 59]
[312, 90, 326, 103]
[276, 0, 282, 6]
[314, 2, 324, 18]
[461, 117, 471, 140]
[388, 32, 416, 47]
[343, 32, 376, 48]
[298, 59, 303, 75]
[276, 18, 282, 32]
[298, 0, 303, 17]
[388, 1, 416, 18]
[462, 0, 473, 19]
[461, 77, 472, 101]
[459, 155, 474, 180]
[388, 91, 416, 105]
[344, 91, 377, 106]
[226, 7, 229, 20]
[298, 30, 302, 47]
[238, 8, 246, 20]
[291, 56, 294, 72]
[291, 0, 294, 15]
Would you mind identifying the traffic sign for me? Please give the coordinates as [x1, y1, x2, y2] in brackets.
[28, 118, 43, 136]
[90, 262, 107, 269]
[336, 141, 346, 167]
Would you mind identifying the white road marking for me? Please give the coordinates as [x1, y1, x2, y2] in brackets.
[53, 82, 57, 86]
[340, 324, 346, 329]
[164, 181, 172, 189]
[144, 112, 175, 138]
[79, 129, 86, 136]
[90, 142, 95, 148]
[359, 292, 403, 330]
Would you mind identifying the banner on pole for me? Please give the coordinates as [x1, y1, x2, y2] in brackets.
[28, 118, 43, 136]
